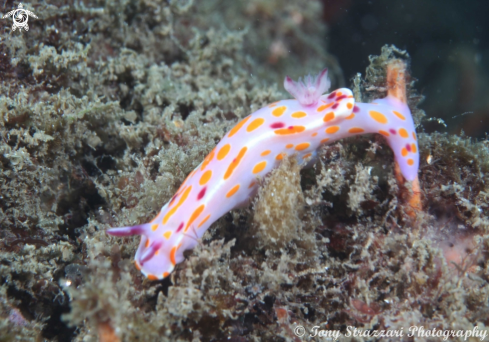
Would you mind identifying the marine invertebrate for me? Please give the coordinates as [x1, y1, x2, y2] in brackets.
[107, 63, 419, 280]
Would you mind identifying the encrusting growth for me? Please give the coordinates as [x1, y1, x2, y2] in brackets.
[387, 60, 422, 216]
[107, 64, 420, 280]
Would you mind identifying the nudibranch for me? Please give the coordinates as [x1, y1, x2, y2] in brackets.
[107, 63, 420, 280]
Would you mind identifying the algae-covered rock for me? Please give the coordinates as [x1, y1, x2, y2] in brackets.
[252, 156, 305, 248]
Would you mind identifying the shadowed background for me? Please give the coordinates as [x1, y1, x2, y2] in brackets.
[324, 0, 489, 138]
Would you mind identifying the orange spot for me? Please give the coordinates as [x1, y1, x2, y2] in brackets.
[393, 111, 406, 120]
[317, 102, 334, 111]
[201, 148, 215, 171]
[164, 186, 192, 224]
[198, 214, 211, 228]
[261, 150, 271, 156]
[228, 116, 251, 138]
[98, 321, 119, 341]
[226, 184, 240, 198]
[323, 112, 335, 122]
[274, 126, 306, 135]
[163, 272, 170, 278]
[272, 106, 286, 117]
[399, 128, 409, 138]
[369, 110, 388, 124]
[412, 143, 417, 153]
[412, 132, 417, 140]
[248, 181, 256, 188]
[199, 170, 212, 185]
[163, 231, 172, 239]
[291, 111, 307, 118]
[285, 144, 293, 149]
[151, 224, 158, 231]
[247, 118, 265, 132]
[320, 138, 330, 143]
[378, 130, 390, 137]
[345, 113, 355, 120]
[295, 142, 310, 151]
[302, 153, 312, 159]
[147, 274, 159, 281]
[185, 204, 205, 231]
[347, 102, 353, 109]
[253, 161, 267, 174]
[217, 144, 231, 160]
[326, 126, 340, 134]
[276, 153, 286, 160]
[224, 147, 247, 180]
[145, 239, 150, 248]
[134, 261, 141, 271]
[336, 91, 343, 97]
[407, 159, 414, 166]
[170, 246, 177, 265]
[311, 132, 318, 137]
[348, 127, 365, 134]
[268, 101, 279, 108]
[401, 148, 408, 157]
[155, 250, 160, 256]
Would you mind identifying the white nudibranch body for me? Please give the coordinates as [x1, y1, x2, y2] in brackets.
[107, 68, 419, 280]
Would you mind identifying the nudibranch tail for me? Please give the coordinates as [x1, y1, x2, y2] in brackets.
[284, 68, 331, 106]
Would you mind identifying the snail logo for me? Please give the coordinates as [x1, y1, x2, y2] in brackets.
[3, 3, 38, 32]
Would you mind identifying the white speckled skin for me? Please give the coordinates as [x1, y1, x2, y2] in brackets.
[107, 72, 419, 280]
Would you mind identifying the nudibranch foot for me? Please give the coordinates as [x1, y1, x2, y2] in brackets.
[284, 68, 331, 106]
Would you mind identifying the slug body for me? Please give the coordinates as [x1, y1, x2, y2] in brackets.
[107, 68, 419, 280]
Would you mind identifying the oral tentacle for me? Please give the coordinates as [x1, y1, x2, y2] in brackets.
[140, 239, 163, 265]
[106, 225, 145, 237]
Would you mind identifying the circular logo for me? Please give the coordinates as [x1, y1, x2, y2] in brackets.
[3, 3, 38, 32]
[13, 10, 28, 27]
